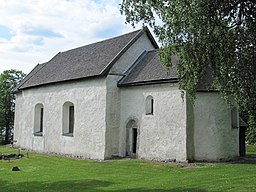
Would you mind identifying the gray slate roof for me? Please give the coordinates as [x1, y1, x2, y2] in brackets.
[16, 27, 214, 91]
[17, 28, 158, 90]
[18, 63, 46, 89]
[118, 49, 215, 91]
[118, 49, 178, 86]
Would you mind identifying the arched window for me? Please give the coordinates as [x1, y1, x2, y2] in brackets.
[145, 95, 154, 115]
[34, 103, 44, 136]
[62, 102, 75, 136]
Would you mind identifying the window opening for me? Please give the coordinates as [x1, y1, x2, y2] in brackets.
[62, 102, 75, 136]
[40, 108, 44, 133]
[146, 95, 154, 115]
[69, 106, 74, 134]
[34, 103, 44, 136]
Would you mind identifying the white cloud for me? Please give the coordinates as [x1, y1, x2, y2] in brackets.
[0, 0, 138, 74]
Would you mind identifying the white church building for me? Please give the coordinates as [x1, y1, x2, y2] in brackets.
[14, 28, 240, 162]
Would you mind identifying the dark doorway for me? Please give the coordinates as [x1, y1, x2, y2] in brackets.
[239, 126, 246, 156]
[126, 119, 139, 157]
[132, 128, 137, 154]
[239, 118, 247, 157]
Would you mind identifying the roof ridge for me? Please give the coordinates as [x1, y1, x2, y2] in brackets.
[100, 28, 144, 75]
[125, 50, 148, 75]
[100, 26, 158, 76]
[147, 49, 159, 53]
[60, 29, 142, 54]
[118, 50, 148, 86]
[17, 27, 159, 90]
[118, 48, 179, 87]
[15, 64, 41, 91]
[16, 63, 48, 91]
[17, 53, 61, 90]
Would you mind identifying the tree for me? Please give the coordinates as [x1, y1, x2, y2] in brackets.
[120, 0, 256, 142]
[0, 70, 25, 144]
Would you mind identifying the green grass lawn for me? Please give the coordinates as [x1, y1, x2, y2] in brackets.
[246, 145, 256, 156]
[0, 146, 256, 192]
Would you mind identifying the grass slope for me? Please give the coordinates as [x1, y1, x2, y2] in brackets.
[0, 146, 256, 192]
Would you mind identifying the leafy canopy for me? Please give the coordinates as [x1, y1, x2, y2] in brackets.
[0, 70, 25, 144]
[120, 0, 256, 132]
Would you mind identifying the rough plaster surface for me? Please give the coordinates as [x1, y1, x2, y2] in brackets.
[192, 93, 239, 161]
[104, 32, 156, 158]
[15, 82, 239, 162]
[14, 32, 156, 160]
[109, 33, 155, 74]
[14, 32, 239, 162]
[119, 83, 188, 162]
[14, 78, 107, 160]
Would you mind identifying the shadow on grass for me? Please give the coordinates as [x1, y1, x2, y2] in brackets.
[227, 155, 256, 164]
[0, 179, 207, 192]
[0, 179, 110, 192]
[119, 189, 207, 192]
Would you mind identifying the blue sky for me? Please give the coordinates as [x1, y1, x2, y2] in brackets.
[0, 0, 144, 74]
[0, 25, 15, 39]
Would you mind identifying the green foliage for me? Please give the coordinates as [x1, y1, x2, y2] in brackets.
[246, 116, 256, 144]
[0, 145, 256, 191]
[246, 144, 256, 155]
[120, 0, 256, 140]
[0, 70, 25, 144]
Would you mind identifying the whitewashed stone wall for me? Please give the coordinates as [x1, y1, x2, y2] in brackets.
[14, 30, 239, 162]
[14, 78, 107, 160]
[14, 32, 157, 160]
[192, 92, 239, 161]
[109, 32, 156, 74]
[119, 83, 188, 162]
[104, 32, 156, 158]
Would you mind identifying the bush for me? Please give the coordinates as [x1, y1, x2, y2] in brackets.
[246, 116, 256, 144]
